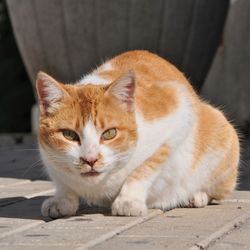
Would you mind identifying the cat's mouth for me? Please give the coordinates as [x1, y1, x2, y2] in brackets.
[80, 170, 101, 177]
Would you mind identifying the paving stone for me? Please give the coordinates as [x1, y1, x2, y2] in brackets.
[0, 208, 161, 249]
[92, 201, 250, 250]
[225, 191, 250, 202]
[210, 219, 250, 250]
[0, 147, 46, 181]
[0, 246, 70, 250]
[0, 180, 53, 198]
[0, 196, 48, 238]
[0, 178, 31, 188]
[0, 180, 54, 207]
[0, 134, 47, 181]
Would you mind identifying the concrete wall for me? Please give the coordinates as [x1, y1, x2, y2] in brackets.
[202, 0, 250, 133]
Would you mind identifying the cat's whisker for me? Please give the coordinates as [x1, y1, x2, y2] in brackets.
[15, 149, 40, 151]
[21, 159, 43, 178]
[72, 161, 80, 166]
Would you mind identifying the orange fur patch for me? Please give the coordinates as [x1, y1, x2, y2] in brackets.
[126, 144, 170, 182]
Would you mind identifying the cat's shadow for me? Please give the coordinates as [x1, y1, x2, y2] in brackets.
[0, 195, 221, 221]
[0, 196, 111, 221]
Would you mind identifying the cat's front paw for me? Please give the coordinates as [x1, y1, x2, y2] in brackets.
[188, 192, 209, 208]
[112, 196, 147, 216]
[41, 197, 78, 219]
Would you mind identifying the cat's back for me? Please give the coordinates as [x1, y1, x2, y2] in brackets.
[81, 50, 191, 89]
[80, 50, 197, 121]
[111, 50, 186, 82]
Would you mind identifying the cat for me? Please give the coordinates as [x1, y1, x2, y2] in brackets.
[36, 50, 239, 218]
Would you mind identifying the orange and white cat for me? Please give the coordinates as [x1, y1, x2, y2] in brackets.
[37, 50, 239, 218]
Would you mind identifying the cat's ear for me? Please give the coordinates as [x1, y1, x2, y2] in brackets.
[36, 71, 65, 114]
[106, 71, 135, 110]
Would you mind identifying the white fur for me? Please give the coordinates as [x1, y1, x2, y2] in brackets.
[78, 73, 109, 85]
[81, 120, 100, 162]
[38, 74, 64, 112]
[78, 63, 113, 85]
[43, 83, 63, 103]
[40, 63, 230, 218]
[191, 192, 209, 207]
[99, 62, 112, 71]
[111, 83, 199, 214]
[41, 196, 79, 218]
[110, 72, 134, 103]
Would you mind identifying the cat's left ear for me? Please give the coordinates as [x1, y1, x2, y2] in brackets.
[106, 71, 135, 110]
[36, 71, 65, 114]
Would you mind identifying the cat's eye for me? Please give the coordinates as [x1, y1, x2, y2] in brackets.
[102, 128, 117, 140]
[62, 130, 80, 142]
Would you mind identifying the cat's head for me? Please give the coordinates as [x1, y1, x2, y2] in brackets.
[36, 71, 137, 183]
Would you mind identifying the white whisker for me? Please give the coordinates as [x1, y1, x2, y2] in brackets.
[22, 159, 43, 178]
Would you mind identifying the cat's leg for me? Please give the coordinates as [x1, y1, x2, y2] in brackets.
[112, 144, 169, 216]
[41, 183, 80, 219]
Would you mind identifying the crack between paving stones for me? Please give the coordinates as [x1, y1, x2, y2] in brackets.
[24, 189, 55, 199]
[0, 221, 45, 240]
[0, 189, 54, 239]
[224, 199, 250, 203]
[74, 209, 163, 250]
[188, 213, 250, 250]
[0, 188, 54, 208]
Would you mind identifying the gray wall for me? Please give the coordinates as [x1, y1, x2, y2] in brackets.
[7, 0, 228, 92]
[202, 0, 250, 133]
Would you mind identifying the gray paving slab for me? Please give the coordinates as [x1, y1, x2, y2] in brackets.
[0, 209, 162, 249]
[0, 196, 48, 239]
[92, 201, 250, 250]
[210, 219, 250, 250]
[0, 178, 31, 188]
[0, 134, 46, 181]
[225, 191, 250, 202]
[0, 180, 53, 200]
[0, 147, 46, 181]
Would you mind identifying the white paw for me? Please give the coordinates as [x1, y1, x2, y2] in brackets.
[112, 195, 147, 216]
[189, 192, 209, 208]
[41, 197, 78, 219]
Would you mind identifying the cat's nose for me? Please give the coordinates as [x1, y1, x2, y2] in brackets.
[80, 157, 98, 167]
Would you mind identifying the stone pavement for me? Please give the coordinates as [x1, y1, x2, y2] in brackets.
[0, 134, 249, 250]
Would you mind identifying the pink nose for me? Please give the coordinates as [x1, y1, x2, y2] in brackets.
[80, 157, 98, 167]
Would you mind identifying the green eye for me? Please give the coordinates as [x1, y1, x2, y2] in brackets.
[62, 130, 80, 142]
[102, 128, 117, 140]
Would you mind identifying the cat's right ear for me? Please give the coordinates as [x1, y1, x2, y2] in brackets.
[36, 71, 65, 114]
[106, 71, 136, 111]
